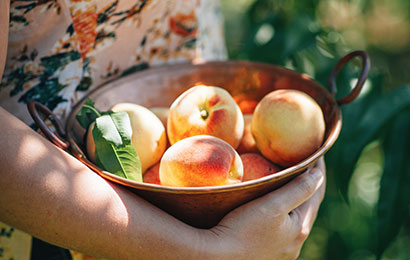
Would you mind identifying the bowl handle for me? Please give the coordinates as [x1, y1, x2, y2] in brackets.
[328, 50, 370, 106]
[27, 100, 70, 151]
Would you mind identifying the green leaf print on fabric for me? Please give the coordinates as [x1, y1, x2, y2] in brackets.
[76, 57, 93, 92]
[97, 0, 119, 25]
[19, 78, 67, 110]
[9, 14, 29, 26]
[66, 24, 74, 36]
[40, 51, 81, 76]
[76, 77, 92, 92]
[111, 0, 148, 26]
[17, 51, 82, 109]
[10, 0, 59, 27]
[0, 227, 14, 238]
[12, 0, 58, 13]
[0, 46, 38, 95]
[95, 30, 116, 44]
[1, 51, 81, 110]
[6, 66, 37, 96]
[184, 38, 197, 49]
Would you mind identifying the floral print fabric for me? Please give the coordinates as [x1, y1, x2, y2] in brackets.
[1, 0, 227, 124]
[0, 0, 226, 259]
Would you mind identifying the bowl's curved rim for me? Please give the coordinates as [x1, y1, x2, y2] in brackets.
[67, 60, 342, 194]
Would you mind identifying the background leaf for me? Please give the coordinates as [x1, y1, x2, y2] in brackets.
[221, 0, 410, 258]
[376, 109, 410, 258]
[327, 85, 410, 199]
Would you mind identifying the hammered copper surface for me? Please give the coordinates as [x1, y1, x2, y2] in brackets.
[66, 61, 343, 228]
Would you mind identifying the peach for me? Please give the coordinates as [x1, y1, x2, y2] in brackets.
[143, 163, 161, 185]
[86, 122, 97, 163]
[86, 103, 167, 173]
[236, 114, 259, 154]
[167, 85, 244, 149]
[234, 97, 259, 114]
[252, 89, 325, 167]
[159, 135, 243, 187]
[149, 107, 169, 128]
[240, 153, 281, 182]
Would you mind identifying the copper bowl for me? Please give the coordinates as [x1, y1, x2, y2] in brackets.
[28, 51, 370, 228]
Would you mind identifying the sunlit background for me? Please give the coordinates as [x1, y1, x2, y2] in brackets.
[220, 0, 410, 259]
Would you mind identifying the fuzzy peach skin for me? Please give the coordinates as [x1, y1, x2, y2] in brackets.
[240, 153, 281, 182]
[236, 114, 259, 154]
[160, 135, 243, 187]
[167, 85, 244, 149]
[143, 163, 161, 185]
[252, 89, 325, 167]
[86, 103, 167, 173]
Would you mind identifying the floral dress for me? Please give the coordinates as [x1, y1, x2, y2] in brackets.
[0, 0, 227, 259]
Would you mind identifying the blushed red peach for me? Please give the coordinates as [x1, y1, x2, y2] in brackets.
[240, 153, 281, 182]
[167, 85, 244, 149]
[143, 163, 161, 185]
[236, 114, 259, 154]
[159, 135, 243, 187]
[252, 89, 325, 167]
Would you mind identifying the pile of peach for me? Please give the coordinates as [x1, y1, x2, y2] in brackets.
[86, 85, 325, 187]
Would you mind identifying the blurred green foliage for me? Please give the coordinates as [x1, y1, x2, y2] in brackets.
[220, 0, 410, 259]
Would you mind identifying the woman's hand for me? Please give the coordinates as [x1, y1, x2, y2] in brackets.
[201, 158, 326, 260]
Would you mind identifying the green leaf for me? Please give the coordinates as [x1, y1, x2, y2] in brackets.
[108, 112, 133, 144]
[94, 114, 124, 147]
[376, 109, 410, 258]
[76, 98, 102, 130]
[327, 85, 410, 199]
[93, 112, 142, 182]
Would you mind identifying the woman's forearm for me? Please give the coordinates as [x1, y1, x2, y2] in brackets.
[0, 107, 204, 259]
[0, 1, 10, 79]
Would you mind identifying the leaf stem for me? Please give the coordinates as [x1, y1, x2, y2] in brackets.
[83, 104, 102, 117]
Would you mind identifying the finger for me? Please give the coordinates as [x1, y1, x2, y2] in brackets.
[271, 165, 325, 214]
[219, 159, 324, 227]
[294, 175, 325, 220]
[315, 157, 326, 176]
[294, 157, 326, 217]
[289, 158, 326, 236]
[289, 180, 325, 238]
